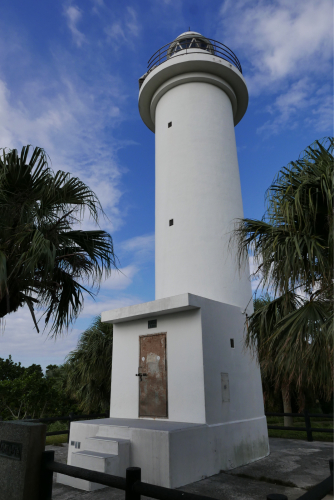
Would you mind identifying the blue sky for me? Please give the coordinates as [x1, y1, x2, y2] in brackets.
[0, 0, 332, 370]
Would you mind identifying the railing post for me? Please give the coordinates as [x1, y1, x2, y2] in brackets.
[304, 409, 313, 442]
[267, 495, 288, 500]
[329, 458, 333, 474]
[39, 450, 54, 500]
[125, 467, 141, 500]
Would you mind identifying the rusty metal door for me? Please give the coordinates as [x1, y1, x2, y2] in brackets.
[138, 333, 168, 418]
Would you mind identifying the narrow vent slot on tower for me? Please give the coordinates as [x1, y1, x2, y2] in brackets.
[230, 339, 234, 348]
[148, 319, 157, 329]
[169, 219, 174, 226]
[168, 122, 172, 128]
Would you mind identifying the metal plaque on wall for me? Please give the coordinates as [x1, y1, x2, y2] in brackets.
[0, 440, 22, 460]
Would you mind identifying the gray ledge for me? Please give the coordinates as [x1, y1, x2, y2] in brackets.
[101, 293, 203, 324]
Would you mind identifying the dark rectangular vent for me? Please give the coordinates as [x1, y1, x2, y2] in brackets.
[148, 319, 157, 329]
[169, 219, 174, 226]
[168, 122, 172, 128]
[230, 339, 235, 348]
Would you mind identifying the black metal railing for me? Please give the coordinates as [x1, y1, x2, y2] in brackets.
[40, 452, 333, 500]
[266, 410, 333, 442]
[146, 37, 242, 74]
[40, 451, 217, 500]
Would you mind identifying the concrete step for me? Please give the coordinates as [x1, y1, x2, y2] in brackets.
[86, 436, 130, 455]
[71, 450, 119, 475]
[96, 424, 130, 439]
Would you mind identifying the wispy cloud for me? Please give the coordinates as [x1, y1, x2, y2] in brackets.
[0, 307, 81, 369]
[126, 7, 140, 37]
[64, 5, 86, 47]
[98, 234, 155, 290]
[120, 234, 154, 261]
[219, 0, 332, 91]
[0, 57, 127, 232]
[257, 79, 333, 136]
[218, 0, 333, 135]
[105, 7, 141, 47]
[0, 292, 143, 370]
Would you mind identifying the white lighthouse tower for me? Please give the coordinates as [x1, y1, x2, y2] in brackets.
[59, 32, 269, 492]
[140, 31, 251, 311]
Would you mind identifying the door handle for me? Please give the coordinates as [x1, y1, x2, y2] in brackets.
[136, 372, 147, 381]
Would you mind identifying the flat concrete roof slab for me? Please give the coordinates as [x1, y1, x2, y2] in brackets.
[101, 293, 203, 324]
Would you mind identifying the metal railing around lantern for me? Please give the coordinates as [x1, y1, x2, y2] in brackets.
[146, 37, 242, 74]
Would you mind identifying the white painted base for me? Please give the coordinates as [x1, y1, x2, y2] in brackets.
[57, 416, 269, 489]
[58, 295, 269, 491]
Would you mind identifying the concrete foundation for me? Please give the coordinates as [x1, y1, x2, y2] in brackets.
[58, 294, 269, 490]
[58, 416, 268, 489]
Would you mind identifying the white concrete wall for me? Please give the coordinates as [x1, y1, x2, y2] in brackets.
[109, 295, 265, 428]
[154, 80, 252, 312]
[199, 297, 265, 425]
[110, 309, 206, 424]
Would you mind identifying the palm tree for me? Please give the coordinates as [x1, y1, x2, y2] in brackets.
[64, 316, 113, 413]
[0, 146, 118, 335]
[233, 138, 333, 423]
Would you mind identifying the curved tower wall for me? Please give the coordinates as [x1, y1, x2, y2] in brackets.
[154, 78, 252, 310]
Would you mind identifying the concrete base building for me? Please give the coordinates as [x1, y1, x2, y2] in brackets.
[58, 31, 269, 491]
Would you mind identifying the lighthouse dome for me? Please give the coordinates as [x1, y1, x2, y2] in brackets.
[167, 31, 214, 59]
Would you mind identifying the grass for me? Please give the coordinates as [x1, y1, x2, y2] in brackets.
[45, 420, 69, 446]
[45, 434, 68, 446]
[266, 416, 333, 442]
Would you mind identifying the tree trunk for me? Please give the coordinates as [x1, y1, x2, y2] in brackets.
[282, 387, 293, 427]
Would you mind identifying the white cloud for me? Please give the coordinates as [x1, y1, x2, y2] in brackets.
[257, 79, 333, 136]
[105, 7, 140, 47]
[0, 307, 81, 369]
[64, 5, 86, 47]
[0, 291, 144, 370]
[218, 0, 333, 135]
[91, 0, 104, 7]
[0, 66, 126, 232]
[126, 7, 140, 38]
[120, 234, 155, 261]
[102, 265, 139, 290]
[105, 23, 126, 43]
[219, 0, 332, 91]
[94, 234, 154, 291]
[78, 294, 143, 317]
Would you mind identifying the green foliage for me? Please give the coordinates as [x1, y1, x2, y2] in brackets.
[232, 138, 334, 401]
[0, 355, 25, 381]
[0, 357, 79, 420]
[0, 145, 118, 335]
[235, 138, 333, 300]
[64, 316, 113, 413]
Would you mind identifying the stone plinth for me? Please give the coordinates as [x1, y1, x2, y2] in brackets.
[0, 421, 46, 500]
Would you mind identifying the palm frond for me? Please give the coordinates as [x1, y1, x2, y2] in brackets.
[0, 145, 118, 334]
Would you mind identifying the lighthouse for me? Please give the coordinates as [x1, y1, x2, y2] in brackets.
[139, 31, 251, 310]
[58, 32, 269, 492]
